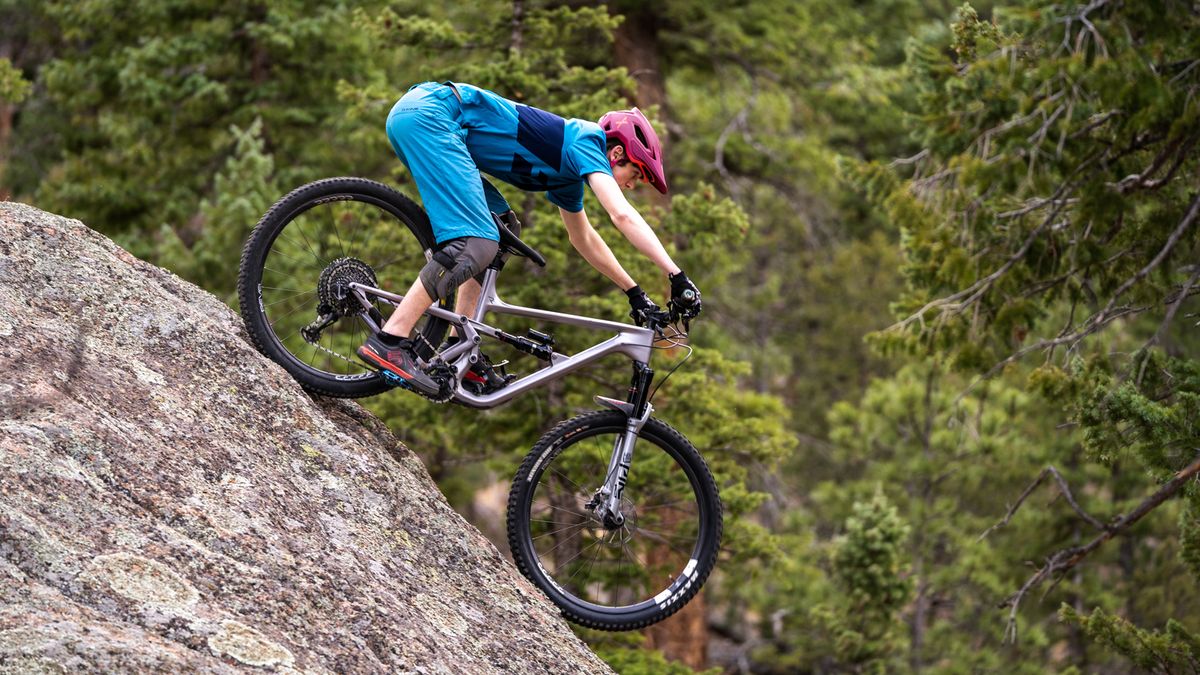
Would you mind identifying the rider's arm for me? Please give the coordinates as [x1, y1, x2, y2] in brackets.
[559, 207, 637, 291]
[586, 172, 681, 277]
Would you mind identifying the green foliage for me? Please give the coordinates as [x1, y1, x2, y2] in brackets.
[825, 491, 912, 670]
[156, 118, 280, 301]
[8, 0, 1200, 671]
[1062, 605, 1200, 674]
[591, 632, 720, 675]
[24, 0, 377, 247]
[0, 57, 30, 104]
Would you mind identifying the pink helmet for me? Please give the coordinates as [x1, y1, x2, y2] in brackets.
[598, 107, 668, 194]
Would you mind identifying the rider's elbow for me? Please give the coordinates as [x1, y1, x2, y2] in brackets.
[610, 210, 637, 231]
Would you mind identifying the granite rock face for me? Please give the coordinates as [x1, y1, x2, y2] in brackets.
[0, 203, 609, 673]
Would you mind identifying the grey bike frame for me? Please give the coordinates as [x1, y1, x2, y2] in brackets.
[348, 266, 656, 521]
[348, 267, 655, 409]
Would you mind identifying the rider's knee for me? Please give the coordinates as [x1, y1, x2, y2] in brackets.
[419, 237, 499, 302]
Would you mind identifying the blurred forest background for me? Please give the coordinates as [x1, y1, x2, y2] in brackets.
[2, 0, 1199, 672]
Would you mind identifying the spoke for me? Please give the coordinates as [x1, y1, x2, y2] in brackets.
[552, 536, 605, 572]
[638, 499, 699, 512]
[268, 242, 325, 269]
[329, 204, 348, 258]
[268, 298, 316, 327]
[532, 521, 591, 540]
[289, 217, 325, 265]
[530, 518, 590, 527]
[538, 523, 591, 559]
[261, 285, 313, 294]
[634, 525, 696, 543]
[634, 528, 695, 559]
[532, 502, 593, 520]
[546, 467, 590, 495]
[263, 289, 316, 308]
[567, 537, 605, 585]
[621, 529, 651, 570]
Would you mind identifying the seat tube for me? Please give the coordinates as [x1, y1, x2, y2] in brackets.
[473, 268, 499, 322]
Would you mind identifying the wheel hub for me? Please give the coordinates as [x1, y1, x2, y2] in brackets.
[317, 257, 377, 317]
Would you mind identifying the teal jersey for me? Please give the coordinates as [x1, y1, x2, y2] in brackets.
[450, 82, 614, 213]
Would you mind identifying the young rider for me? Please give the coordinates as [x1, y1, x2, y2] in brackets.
[357, 81, 702, 396]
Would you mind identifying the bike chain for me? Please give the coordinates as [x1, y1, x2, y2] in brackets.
[301, 323, 456, 404]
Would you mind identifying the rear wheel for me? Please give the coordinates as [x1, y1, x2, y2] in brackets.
[237, 177, 452, 398]
[506, 411, 722, 630]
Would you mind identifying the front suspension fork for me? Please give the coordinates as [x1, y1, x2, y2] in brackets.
[594, 362, 654, 526]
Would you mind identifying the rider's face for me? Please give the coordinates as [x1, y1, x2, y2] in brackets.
[608, 146, 645, 191]
[612, 160, 644, 191]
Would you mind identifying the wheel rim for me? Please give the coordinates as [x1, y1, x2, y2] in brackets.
[523, 424, 710, 614]
[252, 194, 447, 382]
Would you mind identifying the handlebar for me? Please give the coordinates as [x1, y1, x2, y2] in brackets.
[643, 305, 693, 338]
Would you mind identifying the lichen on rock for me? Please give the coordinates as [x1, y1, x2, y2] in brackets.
[0, 202, 608, 674]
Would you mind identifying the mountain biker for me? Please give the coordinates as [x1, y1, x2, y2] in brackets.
[357, 81, 702, 396]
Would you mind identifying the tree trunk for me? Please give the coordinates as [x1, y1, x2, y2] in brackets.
[608, 2, 670, 209]
[642, 497, 709, 669]
[610, 4, 666, 116]
[645, 592, 709, 670]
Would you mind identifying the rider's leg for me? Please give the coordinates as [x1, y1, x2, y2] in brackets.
[382, 278, 433, 338]
[360, 82, 499, 388]
[382, 238, 496, 339]
[451, 279, 483, 336]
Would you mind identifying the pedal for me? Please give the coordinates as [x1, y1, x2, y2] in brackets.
[379, 369, 412, 390]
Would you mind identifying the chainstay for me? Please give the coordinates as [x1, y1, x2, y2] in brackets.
[302, 313, 455, 403]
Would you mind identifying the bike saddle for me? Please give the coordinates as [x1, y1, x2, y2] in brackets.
[494, 215, 546, 267]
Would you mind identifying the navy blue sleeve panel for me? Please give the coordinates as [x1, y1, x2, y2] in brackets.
[516, 105, 566, 172]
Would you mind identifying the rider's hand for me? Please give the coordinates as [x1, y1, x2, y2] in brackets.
[625, 285, 662, 327]
[668, 271, 702, 318]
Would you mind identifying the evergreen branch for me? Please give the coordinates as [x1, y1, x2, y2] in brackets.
[888, 149, 929, 168]
[890, 148, 1118, 335]
[996, 197, 1078, 220]
[1102, 191, 1200, 317]
[1067, 109, 1122, 140]
[977, 465, 1108, 544]
[967, 302, 1149, 388]
[996, 452, 1200, 643]
[1147, 264, 1200, 350]
[889, 170, 1085, 333]
[953, 190, 1198, 397]
[1109, 135, 1199, 193]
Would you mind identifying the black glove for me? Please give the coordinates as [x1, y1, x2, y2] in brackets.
[626, 285, 663, 327]
[668, 270, 702, 319]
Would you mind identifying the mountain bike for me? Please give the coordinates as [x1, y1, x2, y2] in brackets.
[236, 177, 721, 631]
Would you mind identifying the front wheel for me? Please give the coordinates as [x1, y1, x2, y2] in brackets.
[506, 411, 722, 631]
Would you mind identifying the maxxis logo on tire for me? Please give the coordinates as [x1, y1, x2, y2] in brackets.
[311, 194, 354, 205]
